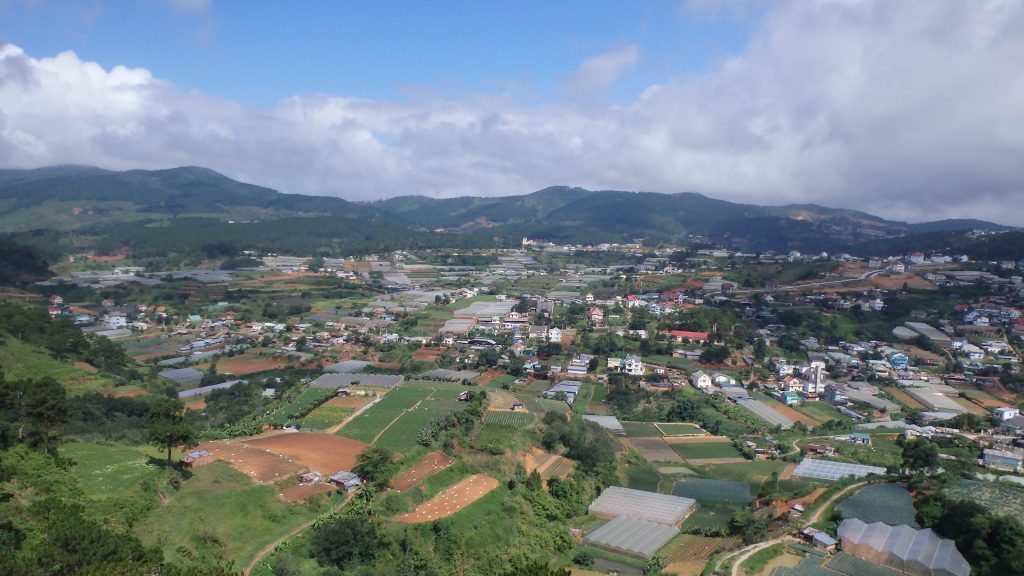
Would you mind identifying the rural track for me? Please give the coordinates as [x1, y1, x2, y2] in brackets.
[242, 491, 353, 575]
[370, 391, 434, 445]
[805, 481, 865, 524]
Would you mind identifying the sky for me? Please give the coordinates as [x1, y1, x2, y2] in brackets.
[1, 0, 1022, 224]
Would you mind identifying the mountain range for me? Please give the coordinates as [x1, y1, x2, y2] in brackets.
[0, 165, 1017, 261]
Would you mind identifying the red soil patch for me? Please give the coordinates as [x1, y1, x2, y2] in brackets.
[521, 448, 575, 480]
[246, 432, 368, 474]
[279, 483, 336, 502]
[215, 355, 290, 376]
[772, 403, 819, 427]
[390, 451, 455, 492]
[198, 432, 368, 483]
[324, 395, 374, 409]
[396, 474, 499, 523]
[184, 398, 207, 411]
[477, 368, 503, 386]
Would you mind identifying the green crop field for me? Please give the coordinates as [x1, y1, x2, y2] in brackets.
[135, 462, 337, 568]
[682, 500, 740, 533]
[62, 442, 181, 496]
[671, 441, 743, 460]
[622, 421, 662, 436]
[336, 386, 433, 443]
[476, 411, 533, 446]
[674, 478, 753, 503]
[261, 387, 336, 426]
[300, 405, 354, 430]
[838, 483, 918, 527]
[792, 401, 850, 423]
[947, 479, 1024, 518]
[372, 393, 465, 452]
[656, 422, 705, 436]
[624, 463, 662, 492]
[701, 460, 787, 483]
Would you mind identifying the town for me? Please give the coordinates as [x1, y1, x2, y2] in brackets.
[4, 236, 1022, 576]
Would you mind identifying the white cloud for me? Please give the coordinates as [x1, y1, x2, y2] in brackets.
[1, 0, 1023, 225]
[562, 45, 640, 98]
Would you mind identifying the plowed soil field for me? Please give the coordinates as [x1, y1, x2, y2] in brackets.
[396, 474, 499, 523]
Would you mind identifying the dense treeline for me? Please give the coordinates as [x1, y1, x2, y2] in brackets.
[0, 237, 51, 284]
[850, 229, 1024, 260]
[916, 491, 1024, 576]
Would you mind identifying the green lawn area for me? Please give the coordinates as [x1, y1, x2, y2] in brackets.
[829, 436, 903, 468]
[791, 401, 850, 423]
[135, 462, 337, 568]
[61, 442, 181, 496]
[656, 422, 705, 436]
[671, 441, 743, 460]
[622, 421, 662, 436]
[0, 337, 116, 395]
[701, 460, 787, 484]
[591, 382, 609, 403]
[484, 375, 516, 390]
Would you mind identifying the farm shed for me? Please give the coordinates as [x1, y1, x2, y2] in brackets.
[838, 519, 970, 576]
[158, 367, 204, 388]
[792, 458, 886, 481]
[543, 381, 582, 404]
[329, 471, 362, 493]
[583, 516, 680, 559]
[588, 486, 696, 526]
[310, 373, 404, 389]
[904, 388, 965, 413]
[582, 415, 626, 435]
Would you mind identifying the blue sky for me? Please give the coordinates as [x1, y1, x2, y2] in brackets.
[1, 1, 1022, 224]
[3, 0, 755, 106]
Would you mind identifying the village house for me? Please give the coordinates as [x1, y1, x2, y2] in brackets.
[588, 306, 605, 325]
[690, 370, 712, 390]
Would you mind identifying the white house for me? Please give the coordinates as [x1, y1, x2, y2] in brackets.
[547, 327, 562, 342]
[623, 354, 644, 376]
[690, 370, 712, 390]
[104, 312, 128, 329]
[994, 407, 1021, 421]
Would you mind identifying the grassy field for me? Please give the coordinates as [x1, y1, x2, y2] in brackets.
[741, 543, 784, 575]
[300, 405, 355, 430]
[791, 401, 849, 423]
[682, 500, 739, 533]
[61, 442, 181, 496]
[624, 462, 662, 492]
[0, 337, 116, 395]
[671, 441, 743, 460]
[829, 436, 903, 468]
[701, 460, 787, 484]
[674, 478, 753, 504]
[135, 462, 337, 568]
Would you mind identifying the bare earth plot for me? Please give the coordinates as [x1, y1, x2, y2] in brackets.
[391, 451, 455, 492]
[487, 389, 523, 411]
[521, 448, 575, 480]
[396, 474, 499, 523]
[278, 483, 336, 502]
[198, 432, 368, 484]
[623, 437, 685, 463]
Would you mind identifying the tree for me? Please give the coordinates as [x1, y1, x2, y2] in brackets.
[902, 438, 939, 474]
[644, 554, 666, 575]
[145, 396, 197, 465]
[352, 446, 398, 490]
[312, 517, 380, 569]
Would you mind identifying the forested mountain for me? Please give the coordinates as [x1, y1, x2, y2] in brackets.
[0, 165, 1013, 258]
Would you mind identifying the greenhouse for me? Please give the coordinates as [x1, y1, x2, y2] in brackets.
[583, 516, 680, 559]
[588, 486, 696, 525]
[792, 458, 886, 481]
[838, 519, 971, 576]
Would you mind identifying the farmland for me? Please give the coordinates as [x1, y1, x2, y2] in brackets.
[947, 479, 1024, 518]
[791, 401, 851, 423]
[656, 422, 705, 436]
[682, 500, 740, 533]
[838, 483, 918, 527]
[261, 387, 336, 427]
[336, 386, 433, 443]
[670, 441, 743, 460]
[300, 405, 355, 430]
[622, 421, 662, 437]
[701, 460, 788, 484]
[674, 478, 754, 504]
[372, 392, 465, 452]
[476, 411, 533, 446]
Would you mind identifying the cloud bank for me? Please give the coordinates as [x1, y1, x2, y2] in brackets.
[0, 0, 1022, 224]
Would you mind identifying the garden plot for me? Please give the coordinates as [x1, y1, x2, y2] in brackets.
[396, 474, 499, 522]
[655, 423, 706, 436]
[669, 441, 743, 462]
[476, 411, 533, 446]
[261, 387, 336, 427]
[521, 448, 576, 480]
[623, 437, 685, 463]
[673, 478, 754, 504]
[336, 386, 434, 443]
[947, 479, 1024, 518]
